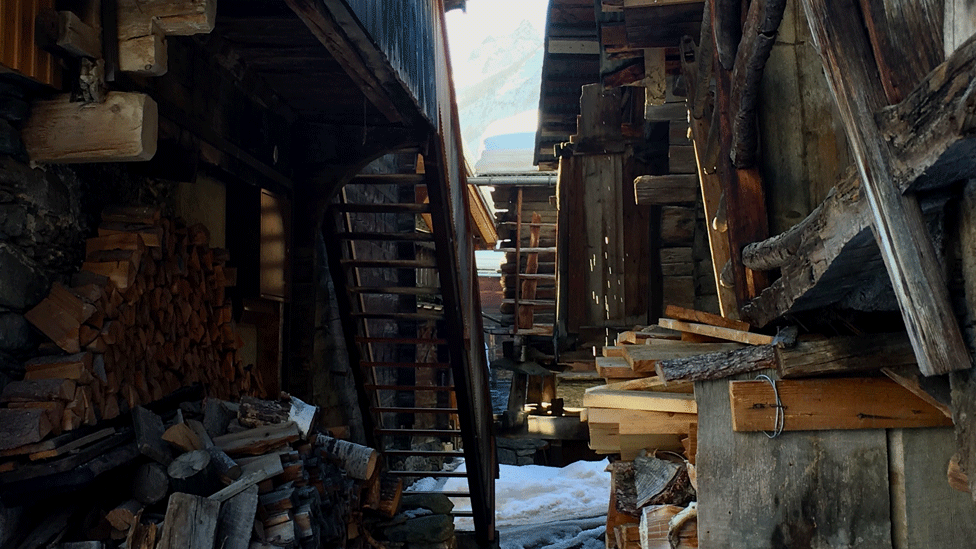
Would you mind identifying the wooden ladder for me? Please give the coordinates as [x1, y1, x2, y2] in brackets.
[322, 171, 480, 521]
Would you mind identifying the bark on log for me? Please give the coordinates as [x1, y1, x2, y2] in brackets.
[132, 462, 169, 505]
[168, 449, 219, 496]
[655, 344, 776, 383]
[730, 0, 787, 168]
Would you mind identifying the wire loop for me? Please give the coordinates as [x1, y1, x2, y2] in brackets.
[755, 374, 784, 438]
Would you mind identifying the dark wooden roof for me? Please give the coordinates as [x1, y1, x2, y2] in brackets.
[534, 0, 600, 169]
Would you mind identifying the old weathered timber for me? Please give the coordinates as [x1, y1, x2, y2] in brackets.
[777, 332, 915, 377]
[157, 493, 219, 549]
[634, 175, 700, 205]
[656, 345, 775, 384]
[799, 0, 970, 376]
[696, 377, 893, 547]
[878, 35, 976, 194]
[729, 0, 787, 168]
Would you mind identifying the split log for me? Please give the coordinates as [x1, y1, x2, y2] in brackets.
[22, 92, 158, 163]
[106, 499, 143, 531]
[0, 409, 53, 451]
[157, 492, 219, 549]
[168, 449, 219, 496]
[162, 422, 204, 452]
[132, 462, 170, 504]
[214, 422, 300, 456]
[316, 434, 378, 481]
[655, 345, 775, 384]
[132, 406, 172, 465]
[1, 379, 76, 402]
[634, 456, 682, 508]
[126, 520, 158, 549]
[209, 453, 283, 503]
[23, 352, 94, 383]
[187, 419, 242, 483]
[215, 485, 258, 549]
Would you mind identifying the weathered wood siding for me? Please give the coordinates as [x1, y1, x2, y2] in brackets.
[0, 0, 62, 88]
[345, 0, 439, 125]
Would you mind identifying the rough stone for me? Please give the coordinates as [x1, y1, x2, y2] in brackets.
[386, 514, 454, 544]
[0, 98, 29, 124]
[400, 493, 454, 516]
[0, 204, 27, 238]
[0, 243, 49, 311]
[0, 156, 72, 214]
[496, 437, 547, 452]
[0, 313, 35, 352]
[516, 456, 534, 466]
[497, 448, 518, 465]
[0, 118, 23, 157]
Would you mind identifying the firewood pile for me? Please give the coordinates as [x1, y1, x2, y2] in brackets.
[607, 453, 698, 549]
[0, 393, 402, 549]
[0, 206, 258, 455]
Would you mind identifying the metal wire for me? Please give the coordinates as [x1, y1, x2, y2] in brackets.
[755, 374, 784, 438]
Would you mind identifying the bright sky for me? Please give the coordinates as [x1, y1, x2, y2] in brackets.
[445, 0, 549, 83]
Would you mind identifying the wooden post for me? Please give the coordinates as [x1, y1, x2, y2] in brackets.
[799, 0, 971, 376]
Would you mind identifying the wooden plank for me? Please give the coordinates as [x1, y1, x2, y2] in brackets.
[596, 356, 641, 379]
[0, 426, 114, 458]
[658, 318, 771, 345]
[664, 304, 750, 331]
[857, 0, 943, 104]
[680, 34, 738, 318]
[696, 377, 893, 547]
[157, 492, 219, 549]
[888, 428, 976, 547]
[799, 0, 971, 376]
[583, 386, 697, 414]
[209, 453, 283, 503]
[29, 427, 116, 461]
[729, 377, 952, 432]
[587, 408, 697, 435]
[213, 422, 300, 456]
[22, 92, 158, 163]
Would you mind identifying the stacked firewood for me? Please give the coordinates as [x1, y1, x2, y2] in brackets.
[0, 206, 257, 452]
[607, 453, 698, 549]
[10, 394, 397, 549]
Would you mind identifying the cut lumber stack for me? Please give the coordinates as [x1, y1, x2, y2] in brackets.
[18, 206, 253, 451]
[585, 306, 767, 460]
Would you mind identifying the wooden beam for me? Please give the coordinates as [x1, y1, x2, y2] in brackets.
[583, 386, 697, 414]
[664, 304, 750, 331]
[634, 174, 700, 205]
[877, 36, 976, 194]
[729, 377, 952, 432]
[799, 0, 971, 376]
[586, 408, 697, 435]
[778, 333, 916, 378]
[22, 91, 157, 163]
[284, 0, 407, 124]
[658, 318, 772, 345]
[117, 0, 216, 75]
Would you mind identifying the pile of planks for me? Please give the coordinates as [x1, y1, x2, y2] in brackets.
[5, 206, 255, 453]
[585, 306, 767, 459]
[606, 454, 698, 549]
[6, 393, 399, 549]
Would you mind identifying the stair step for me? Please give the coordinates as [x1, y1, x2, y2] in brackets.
[496, 247, 557, 253]
[337, 231, 434, 242]
[386, 470, 469, 478]
[332, 202, 431, 214]
[404, 490, 471, 497]
[365, 384, 455, 392]
[498, 221, 557, 227]
[356, 337, 448, 345]
[347, 286, 441, 296]
[513, 273, 556, 281]
[375, 428, 463, 437]
[382, 449, 465, 457]
[500, 299, 556, 307]
[340, 259, 437, 269]
[451, 511, 475, 517]
[349, 174, 426, 185]
[361, 362, 451, 369]
[351, 311, 443, 321]
[371, 407, 459, 414]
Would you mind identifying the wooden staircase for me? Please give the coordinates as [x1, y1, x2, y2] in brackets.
[321, 168, 494, 532]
